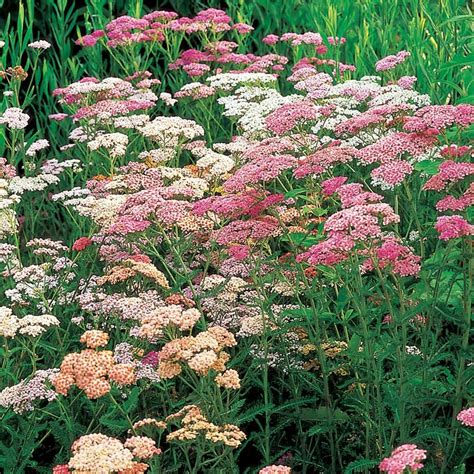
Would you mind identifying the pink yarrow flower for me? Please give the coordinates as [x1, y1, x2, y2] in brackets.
[233, 23, 254, 34]
[457, 407, 474, 427]
[52, 465, 71, 474]
[375, 50, 410, 72]
[262, 34, 279, 45]
[435, 215, 474, 240]
[397, 76, 417, 89]
[373, 237, 421, 277]
[321, 176, 348, 196]
[379, 444, 427, 474]
[228, 244, 250, 260]
[435, 192, 474, 212]
[371, 160, 414, 189]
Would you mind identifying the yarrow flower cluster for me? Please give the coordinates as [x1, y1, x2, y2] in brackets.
[379, 444, 427, 474]
[456, 407, 474, 427]
[158, 326, 238, 385]
[375, 50, 410, 72]
[0, 369, 59, 414]
[0, 107, 29, 129]
[53, 331, 136, 399]
[55, 433, 161, 473]
[28, 40, 51, 50]
[165, 405, 246, 448]
[0, 307, 59, 338]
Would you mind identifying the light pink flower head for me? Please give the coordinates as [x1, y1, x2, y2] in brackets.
[379, 444, 427, 474]
[375, 50, 410, 72]
[262, 34, 279, 46]
[457, 407, 474, 427]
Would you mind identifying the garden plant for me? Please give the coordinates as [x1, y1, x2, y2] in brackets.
[0, 1, 473, 473]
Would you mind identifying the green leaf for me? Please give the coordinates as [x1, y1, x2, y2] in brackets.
[301, 407, 349, 423]
[344, 459, 380, 473]
[414, 160, 441, 176]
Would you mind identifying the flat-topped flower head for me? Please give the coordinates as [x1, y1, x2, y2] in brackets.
[375, 50, 410, 72]
[379, 444, 427, 474]
[28, 40, 51, 50]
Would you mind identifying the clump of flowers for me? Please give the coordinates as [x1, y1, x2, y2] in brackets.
[375, 50, 410, 72]
[2, 5, 473, 473]
[259, 466, 292, 474]
[53, 331, 136, 399]
[0, 369, 59, 414]
[137, 304, 201, 340]
[379, 444, 427, 474]
[0, 307, 60, 338]
[158, 326, 238, 384]
[457, 407, 474, 427]
[434, 215, 473, 240]
[165, 405, 246, 448]
[297, 182, 420, 277]
[57, 433, 160, 473]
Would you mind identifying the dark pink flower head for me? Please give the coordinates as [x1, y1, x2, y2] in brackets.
[321, 176, 348, 196]
[315, 45, 328, 55]
[52, 465, 71, 474]
[435, 215, 474, 240]
[76, 34, 100, 47]
[142, 351, 159, 367]
[373, 237, 421, 277]
[228, 244, 250, 260]
[440, 145, 472, 158]
[72, 237, 93, 252]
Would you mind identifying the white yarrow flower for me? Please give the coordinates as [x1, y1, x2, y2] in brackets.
[28, 40, 51, 50]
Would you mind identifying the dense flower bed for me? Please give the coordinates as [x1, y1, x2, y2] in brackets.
[0, 7, 473, 474]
